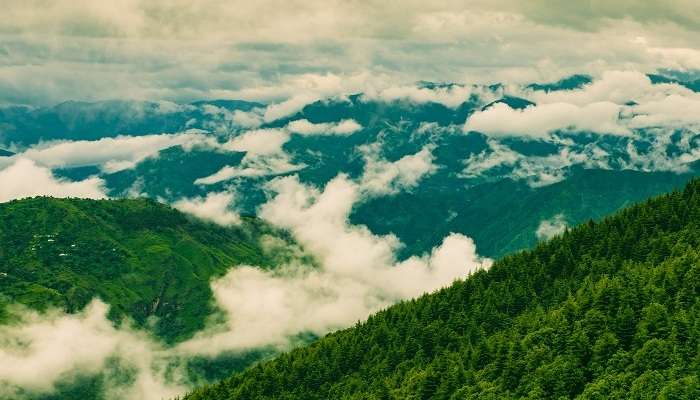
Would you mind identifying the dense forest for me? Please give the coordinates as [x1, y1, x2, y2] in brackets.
[0, 196, 306, 343]
[183, 180, 700, 399]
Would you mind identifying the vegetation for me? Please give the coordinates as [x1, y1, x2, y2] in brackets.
[0, 196, 305, 343]
[183, 179, 700, 399]
[352, 167, 696, 258]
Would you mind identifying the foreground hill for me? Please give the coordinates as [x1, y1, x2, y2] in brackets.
[183, 180, 700, 399]
[0, 197, 301, 343]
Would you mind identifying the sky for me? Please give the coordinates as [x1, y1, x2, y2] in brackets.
[2, 0, 700, 105]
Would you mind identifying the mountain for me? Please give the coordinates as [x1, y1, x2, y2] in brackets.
[0, 99, 262, 146]
[0, 196, 302, 343]
[480, 95, 535, 111]
[526, 74, 593, 92]
[183, 179, 700, 399]
[352, 167, 697, 258]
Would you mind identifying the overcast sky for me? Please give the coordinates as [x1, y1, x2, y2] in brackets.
[2, 0, 700, 105]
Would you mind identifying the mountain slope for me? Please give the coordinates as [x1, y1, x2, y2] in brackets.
[183, 180, 700, 399]
[0, 197, 302, 343]
[352, 167, 697, 259]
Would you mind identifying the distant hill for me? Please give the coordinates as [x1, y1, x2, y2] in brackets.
[352, 167, 698, 258]
[184, 179, 700, 399]
[526, 74, 593, 92]
[0, 196, 302, 343]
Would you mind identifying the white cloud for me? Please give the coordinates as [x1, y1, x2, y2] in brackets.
[193, 157, 304, 183]
[263, 95, 318, 123]
[178, 174, 490, 355]
[231, 109, 265, 128]
[258, 174, 490, 298]
[195, 128, 304, 184]
[363, 84, 487, 108]
[527, 71, 656, 106]
[220, 129, 289, 156]
[464, 101, 628, 138]
[536, 214, 567, 240]
[628, 94, 700, 129]
[0, 301, 184, 400]
[14, 132, 217, 173]
[287, 119, 363, 136]
[0, 158, 106, 202]
[3, 2, 700, 106]
[359, 144, 437, 196]
[173, 191, 241, 226]
[461, 139, 612, 187]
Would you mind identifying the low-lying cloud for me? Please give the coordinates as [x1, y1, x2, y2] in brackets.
[536, 214, 568, 240]
[0, 301, 185, 400]
[6, 132, 217, 173]
[0, 158, 106, 202]
[359, 144, 437, 196]
[464, 101, 628, 138]
[287, 119, 362, 136]
[194, 128, 304, 184]
[173, 191, 241, 226]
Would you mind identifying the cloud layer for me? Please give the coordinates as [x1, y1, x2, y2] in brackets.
[173, 191, 241, 226]
[2, 2, 700, 105]
[0, 158, 106, 202]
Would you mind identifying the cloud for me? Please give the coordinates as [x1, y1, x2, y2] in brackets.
[263, 95, 318, 123]
[527, 71, 676, 106]
[628, 94, 700, 129]
[359, 144, 437, 196]
[258, 174, 490, 298]
[173, 191, 241, 226]
[287, 119, 363, 136]
[220, 129, 289, 156]
[363, 84, 485, 108]
[536, 214, 567, 240]
[2, 2, 700, 106]
[14, 132, 217, 173]
[231, 109, 265, 128]
[464, 101, 629, 138]
[0, 158, 106, 202]
[178, 173, 490, 355]
[195, 128, 304, 184]
[461, 138, 612, 187]
[0, 301, 184, 400]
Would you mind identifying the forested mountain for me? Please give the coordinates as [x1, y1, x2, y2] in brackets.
[183, 180, 700, 399]
[0, 197, 303, 343]
[352, 167, 696, 258]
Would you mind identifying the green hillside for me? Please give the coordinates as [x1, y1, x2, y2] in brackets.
[183, 180, 700, 399]
[0, 197, 304, 343]
[352, 167, 696, 259]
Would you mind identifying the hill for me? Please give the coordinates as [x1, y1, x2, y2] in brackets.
[183, 180, 700, 399]
[0, 197, 302, 343]
[352, 167, 696, 259]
